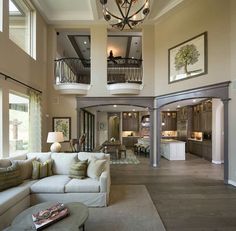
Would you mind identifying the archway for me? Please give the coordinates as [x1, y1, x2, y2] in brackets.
[155, 81, 230, 183]
[76, 97, 154, 164]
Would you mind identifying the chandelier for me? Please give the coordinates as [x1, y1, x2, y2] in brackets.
[100, 0, 150, 30]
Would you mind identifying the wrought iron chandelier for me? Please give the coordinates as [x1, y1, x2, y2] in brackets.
[100, 0, 150, 30]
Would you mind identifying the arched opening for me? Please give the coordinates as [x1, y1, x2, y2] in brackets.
[155, 82, 230, 183]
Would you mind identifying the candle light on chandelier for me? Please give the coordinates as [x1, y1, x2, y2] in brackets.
[100, 0, 150, 30]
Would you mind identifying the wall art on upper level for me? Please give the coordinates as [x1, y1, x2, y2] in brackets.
[168, 32, 207, 84]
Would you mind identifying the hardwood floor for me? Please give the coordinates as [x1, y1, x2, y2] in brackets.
[111, 153, 236, 230]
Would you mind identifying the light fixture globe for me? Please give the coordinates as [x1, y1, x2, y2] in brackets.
[50, 142, 62, 152]
[100, 0, 150, 30]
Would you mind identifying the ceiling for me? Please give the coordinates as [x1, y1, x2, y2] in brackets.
[32, 0, 184, 25]
[33, 0, 184, 60]
[86, 105, 149, 113]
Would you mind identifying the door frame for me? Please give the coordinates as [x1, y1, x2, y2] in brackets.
[155, 81, 230, 183]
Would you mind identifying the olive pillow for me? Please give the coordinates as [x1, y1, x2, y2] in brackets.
[87, 157, 106, 180]
[69, 160, 88, 179]
[0, 161, 23, 192]
[32, 159, 53, 180]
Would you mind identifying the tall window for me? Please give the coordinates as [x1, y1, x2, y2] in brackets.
[9, 93, 29, 156]
[0, 0, 3, 32]
[9, 0, 35, 57]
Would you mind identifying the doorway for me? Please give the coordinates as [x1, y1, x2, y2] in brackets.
[108, 113, 120, 141]
[155, 81, 230, 183]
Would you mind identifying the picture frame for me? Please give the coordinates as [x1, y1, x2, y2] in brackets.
[52, 117, 71, 142]
[168, 32, 207, 84]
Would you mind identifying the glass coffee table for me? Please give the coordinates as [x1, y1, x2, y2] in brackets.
[6, 202, 89, 231]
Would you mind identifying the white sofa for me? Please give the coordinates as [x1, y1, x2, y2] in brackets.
[0, 152, 110, 230]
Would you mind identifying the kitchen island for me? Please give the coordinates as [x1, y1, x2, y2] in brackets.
[161, 139, 186, 160]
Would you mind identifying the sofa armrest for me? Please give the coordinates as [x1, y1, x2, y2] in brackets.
[99, 170, 110, 193]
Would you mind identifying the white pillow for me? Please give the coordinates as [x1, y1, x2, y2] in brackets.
[78, 152, 105, 161]
[51, 153, 78, 175]
[27, 153, 51, 162]
[87, 157, 106, 180]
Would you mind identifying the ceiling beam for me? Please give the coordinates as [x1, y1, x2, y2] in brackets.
[90, 0, 102, 20]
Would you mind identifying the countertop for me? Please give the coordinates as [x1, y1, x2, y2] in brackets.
[161, 139, 185, 143]
[188, 138, 203, 142]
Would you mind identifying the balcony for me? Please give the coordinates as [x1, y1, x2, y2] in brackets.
[54, 58, 91, 95]
[107, 58, 143, 95]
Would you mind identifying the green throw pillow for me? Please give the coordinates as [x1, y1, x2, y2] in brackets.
[0, 161, 23, 191]
[32, 159, 53, 180]
[69, 160, 88, 179]
[87, 157, 106, 180]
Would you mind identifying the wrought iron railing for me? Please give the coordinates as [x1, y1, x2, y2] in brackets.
[107, 58, 143, 84]
[54, 57, 143, 85]
[54, 58, 90, 84]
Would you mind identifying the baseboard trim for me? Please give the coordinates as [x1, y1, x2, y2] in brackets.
[228, 180, 236, 187]
[212, 160, 224, 164]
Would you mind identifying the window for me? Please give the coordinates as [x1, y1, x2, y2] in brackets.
[9, 0, 35, 57]
[0, 0, 3, 32]
[9, 92, 29, 156]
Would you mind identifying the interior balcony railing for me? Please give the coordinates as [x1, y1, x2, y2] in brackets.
[107, 58, 143, 84]
[54, 58, 91, 94]
[107, 58, 143, 95]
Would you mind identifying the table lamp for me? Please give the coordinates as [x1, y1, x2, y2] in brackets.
[47, 132, 64, 152]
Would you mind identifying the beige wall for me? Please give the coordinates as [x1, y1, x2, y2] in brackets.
[154, 0, 236, 184]
[0, 0, 48, 155]
[229, 0, 236, 184]
[154, 0, 230, 95]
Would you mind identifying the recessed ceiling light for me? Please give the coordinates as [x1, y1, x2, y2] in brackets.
[132, 109, 136, 111]
[131, 57, 134, 59]
[84, 41, 87, 45]
[177, 105, 180, 108]
[113, 105, 117, 108]
[193, 99, 196, 103]
[167, 109, 170, 111]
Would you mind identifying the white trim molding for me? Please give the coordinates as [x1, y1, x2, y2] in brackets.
[228, 180, 236, 187]
[107, 83, 143, 95]
[54, 83, 91, 95]
[212, 160, 224, 164]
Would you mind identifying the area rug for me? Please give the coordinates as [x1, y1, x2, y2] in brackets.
[110, 149, 140, 165]
[86, 185, 166, 231]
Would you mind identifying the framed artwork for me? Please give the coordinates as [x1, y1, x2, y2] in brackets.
[52, 117, 71, 142]
[168, 32, 207, 84]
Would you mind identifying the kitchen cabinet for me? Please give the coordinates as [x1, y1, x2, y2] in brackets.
[202, 141, 212, 161]
[122, 112, 139, 131]
[201, 101, 212, 132]
[161, 111, 177, 131]
[177, 107, 188, 121]
[192, 105, 202, 131]
[188, 140, 202, 157]
[161, 140, 185, 160]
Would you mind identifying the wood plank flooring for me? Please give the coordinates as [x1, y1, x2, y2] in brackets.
[110, 153, 236, 230]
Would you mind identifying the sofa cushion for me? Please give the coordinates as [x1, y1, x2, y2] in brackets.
[87, 157, 106, 180]
[30, 175, 71, 193]
[51, 153, 78, 175]
[65, 178, 100, 193]
[0, 180, 36, 215]
[0, 162, 23, 191]
[27, 153, 51, 162]
[32, 159, 53, 180]
[69, 160, 88, 179]
[78, 152, 105, 161]
[12, 158, 36, 180]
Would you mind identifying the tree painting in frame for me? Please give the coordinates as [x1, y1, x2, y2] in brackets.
[168, 32, 207, 83]
[53, 117, 71, 142]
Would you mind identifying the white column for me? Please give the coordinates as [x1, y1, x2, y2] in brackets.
[212, 98, 224, 164]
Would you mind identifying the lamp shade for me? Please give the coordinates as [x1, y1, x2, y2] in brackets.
[47, 132, 64, 143]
